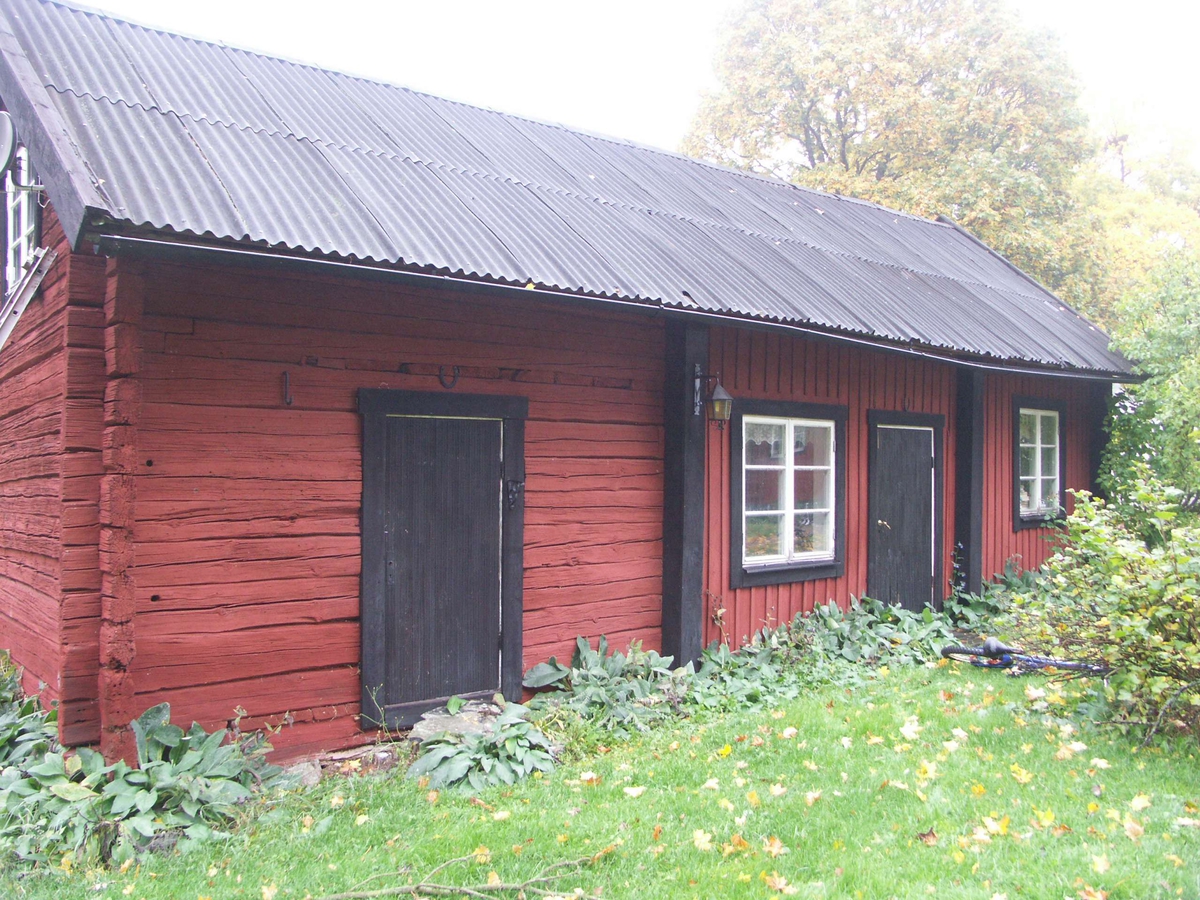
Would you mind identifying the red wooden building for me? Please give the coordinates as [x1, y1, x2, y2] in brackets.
[0, 0, 1132, 760]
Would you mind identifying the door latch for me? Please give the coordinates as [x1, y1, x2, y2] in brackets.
[877, 519, 891, 530]
[505, 479, 525, 510]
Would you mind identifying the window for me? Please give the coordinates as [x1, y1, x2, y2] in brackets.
[1013, 398, 1066, 529]
[6, 145, 40, 294]
[731, 400, 846, 587]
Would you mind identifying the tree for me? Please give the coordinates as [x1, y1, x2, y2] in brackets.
[683, 0, 1103, 314]
[1103, 253, 1200, 500]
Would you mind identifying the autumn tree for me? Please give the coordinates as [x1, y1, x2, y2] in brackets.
[684, 0, 1106, 314]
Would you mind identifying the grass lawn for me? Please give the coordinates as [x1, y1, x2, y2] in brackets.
[5, 663, 1199, 900]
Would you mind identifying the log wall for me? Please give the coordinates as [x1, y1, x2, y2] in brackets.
[0, 206, 105, 744]
[701, 327, 959, 647]
[125, 260, 666, 759]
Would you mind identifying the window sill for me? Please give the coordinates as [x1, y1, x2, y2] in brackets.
[1014, 512, 1065, 532]
[731, 557, 845, 588]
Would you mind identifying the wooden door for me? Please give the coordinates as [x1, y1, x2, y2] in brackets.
[867, 412, 943, 612]
[359, 390, 527, 729]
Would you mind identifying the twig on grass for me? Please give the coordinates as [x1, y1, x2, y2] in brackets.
[313, 846, 615, 900]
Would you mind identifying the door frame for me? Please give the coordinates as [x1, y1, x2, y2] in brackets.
[866, 410, 946, 610]
[358, 389, 528, 728]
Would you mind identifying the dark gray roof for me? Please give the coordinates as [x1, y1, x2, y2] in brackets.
[0, 0, 1131, 375]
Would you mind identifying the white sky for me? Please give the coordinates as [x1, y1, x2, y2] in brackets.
[85, 0, 1200, 164]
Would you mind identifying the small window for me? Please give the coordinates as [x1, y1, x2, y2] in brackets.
[1013, 399, 1066, 529]
[731, 400, 846, 588]
[6, 145, 41, 294]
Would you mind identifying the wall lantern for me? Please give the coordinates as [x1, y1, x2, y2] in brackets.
[694, 365, 733, 429]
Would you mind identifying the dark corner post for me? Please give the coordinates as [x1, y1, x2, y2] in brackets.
[662, 319, 708, 666]
[1088, 380, 1113, 496]
[953, 368, 985, 597]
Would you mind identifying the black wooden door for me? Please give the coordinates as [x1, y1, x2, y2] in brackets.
[359, 390, 527, 729]
[867, 421, 938, 612]
[385, 416, 502, 714]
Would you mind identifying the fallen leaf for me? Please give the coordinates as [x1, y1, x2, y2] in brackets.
[426, 790, 439, 805]
[702, 778, 720, 790]
[692, 829, 714, 852]
[763, 835, 788, 857]
[718, 798, 735, 811]
[971, 783, 987, 797]
[900, 716, 922, 741]
[1164, 853, 1184, 867]
[1124, 818, 1144, 841]
[917, 827, 938, 845]
[983, 815, 1010, 836]
[1092, 854, 1110, 874]
[579, 771, 601, 787]
[1175, 817, 1200, 827]
[1010, 763, 1034, 785]
[721, 833, 751, 856]
[355, 814, 369, 826]
[1032, 807, 1055, 829]
[262, 884, 278, 900]
[770, 783, 787, 797]
[624, 786, 646, 798]
[1077, 886, 1108, 900]
[1090, 758, 1111, 770]
[867, 734, 885, 745]
[840, 736, 853, 749]
[487, 871, 501, 886]
[1051, 823, 1072, 837]
[1130, 794, 1152, 812]
[803, 760, 819, 771]
[717, 744, 733, 758]
[805, 789, 822, 806]
[746, 790, 761, 807]
[493, 810, 511, 821]
[329, 795, 345, 808]
[780, 727, 798, 739]
[762, 871, 798, 894]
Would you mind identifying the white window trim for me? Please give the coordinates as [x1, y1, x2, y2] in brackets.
[1018, 407, 1061, 518]
[742, 415, 836, 568]
[6, 144, 40, 295]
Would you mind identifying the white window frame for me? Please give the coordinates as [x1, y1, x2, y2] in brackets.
[1017, 407, 1061, 518]
[6, 145, 40, 295]
[741, 414, 837, 567]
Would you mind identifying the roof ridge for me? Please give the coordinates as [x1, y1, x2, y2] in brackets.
[35, 0, 949, 232]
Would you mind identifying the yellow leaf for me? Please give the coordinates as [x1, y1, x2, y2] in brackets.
[983, 816, 1009, 836]
[803, 760, 819, 771]
[900, 716, 922, 741]
[952, 849, 966, 864]
[556, 833, 569, 844]
[355, 814, 369, 826]
[1032, 807, 1055, 829]
[916, 760, 937, 781]
[717, 744, 733, 758]
[1009, 763, 1033, 785]
[1090, 758, 1111, 770]
[1087, 802, 1100, 814]
[329, 795, 345, 808]
[718, 797, 735, 811]
[623, 786, 646, 798]
[1077, 886, 1108, 900]
[579, 771, 601, 786]
[1164, 853, 1184, 867]
[692, 829, 714, 851]
[867, 734, 885, 745]
[648, 843, 665, 855]
[262, 884, 278, 900]
[840, 736, 853, 749]
[474, 845, 491, 863]
[971, 783, 987, 797]
[943, 740, 960, 753]
[764, 835, 788, 857]
[805, 789, 822, 806]
[1092, 854, 1111, 874]
[1130, 794, 1152, 812]
[668, 741, 679, 751]
[780, 727, 798, 739]
[487, 872, 501, 886]
[59, 854, 72, 874]
[770, 783, 787, 797]
[492, 810, 511, 821]
[746, 790, 761, 807]
[763, 871, 798, 894]
[702, 778, 720, 790]
[1175, 816, 1200, 827]
[1123, 817, 1144, 841]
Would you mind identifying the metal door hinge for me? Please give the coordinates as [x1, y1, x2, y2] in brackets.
[505, 479, 525, 510]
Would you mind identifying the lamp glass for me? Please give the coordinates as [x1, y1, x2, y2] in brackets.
[706, 383, 733, 422]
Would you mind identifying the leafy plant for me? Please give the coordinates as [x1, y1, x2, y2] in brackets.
[0, 698, 296, 866]
[407, 702, 555, 791]
[800, 596, 957, 666]
[0, 668, 57, 770]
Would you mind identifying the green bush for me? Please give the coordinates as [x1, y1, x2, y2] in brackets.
[0, 693, 296, 866]
[407, 702, 555, 791]
[1000, 481, 1200, 733]
[800, 596, 957, 666]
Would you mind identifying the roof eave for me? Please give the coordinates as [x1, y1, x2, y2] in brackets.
[0, 2, 110, 250]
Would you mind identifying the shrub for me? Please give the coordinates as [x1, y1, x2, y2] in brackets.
[407, 702, 555, 790]
[0, 694, 296, 866]
[1000, 482, 1200, 734]
[800, 596, 957, 666]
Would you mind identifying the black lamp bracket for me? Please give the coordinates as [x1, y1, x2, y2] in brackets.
[694, 364, 722, 416]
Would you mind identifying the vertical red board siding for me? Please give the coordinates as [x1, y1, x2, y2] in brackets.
[703, 327, 959, 648]
[0, 204, 105, 744]
[127, 260, 665, 759]
[980, 373, 1103, 580]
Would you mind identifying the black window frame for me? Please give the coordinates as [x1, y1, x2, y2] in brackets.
[1012, 395, 1068, 532]
[730, 399, 848, 588]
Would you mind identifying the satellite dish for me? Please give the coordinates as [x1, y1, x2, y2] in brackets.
[0, 112, 15, 179]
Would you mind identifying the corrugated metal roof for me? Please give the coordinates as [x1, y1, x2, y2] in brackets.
[0, 0, 1130, 375]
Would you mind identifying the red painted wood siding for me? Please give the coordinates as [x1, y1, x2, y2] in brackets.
[127, 260, 665, 759]
[0, 206, 105, 744]
[980, 373, 1105, 579]
[702, 327, 959, 648]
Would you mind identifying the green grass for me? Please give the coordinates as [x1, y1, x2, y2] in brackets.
[5, 664, 1199, 900]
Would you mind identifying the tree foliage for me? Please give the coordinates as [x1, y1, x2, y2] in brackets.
[683, 0, 1103, 312]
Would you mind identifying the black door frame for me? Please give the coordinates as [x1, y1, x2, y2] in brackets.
[358, 388, 527, 728]
[866, 410, 946, 610]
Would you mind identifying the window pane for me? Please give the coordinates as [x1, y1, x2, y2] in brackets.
[745, 422, 784, 464]
[794, 424, 831, 466]
[1019, 445, 1036, 478]
[1040, 413, 1058, 445]
[1019, 478, 1036, 513]
[1041, 446, 1058, 477]
[745, 515, 783, 558]
[1041, 478, 1059, 511]
[745, 469, 783, 511]
[794, 468, 830, 509]
[1019, 412, 1037, 444]
[794, 512, 831, 555]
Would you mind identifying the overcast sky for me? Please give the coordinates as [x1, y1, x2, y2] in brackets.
[87, 0, 1199, 163]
